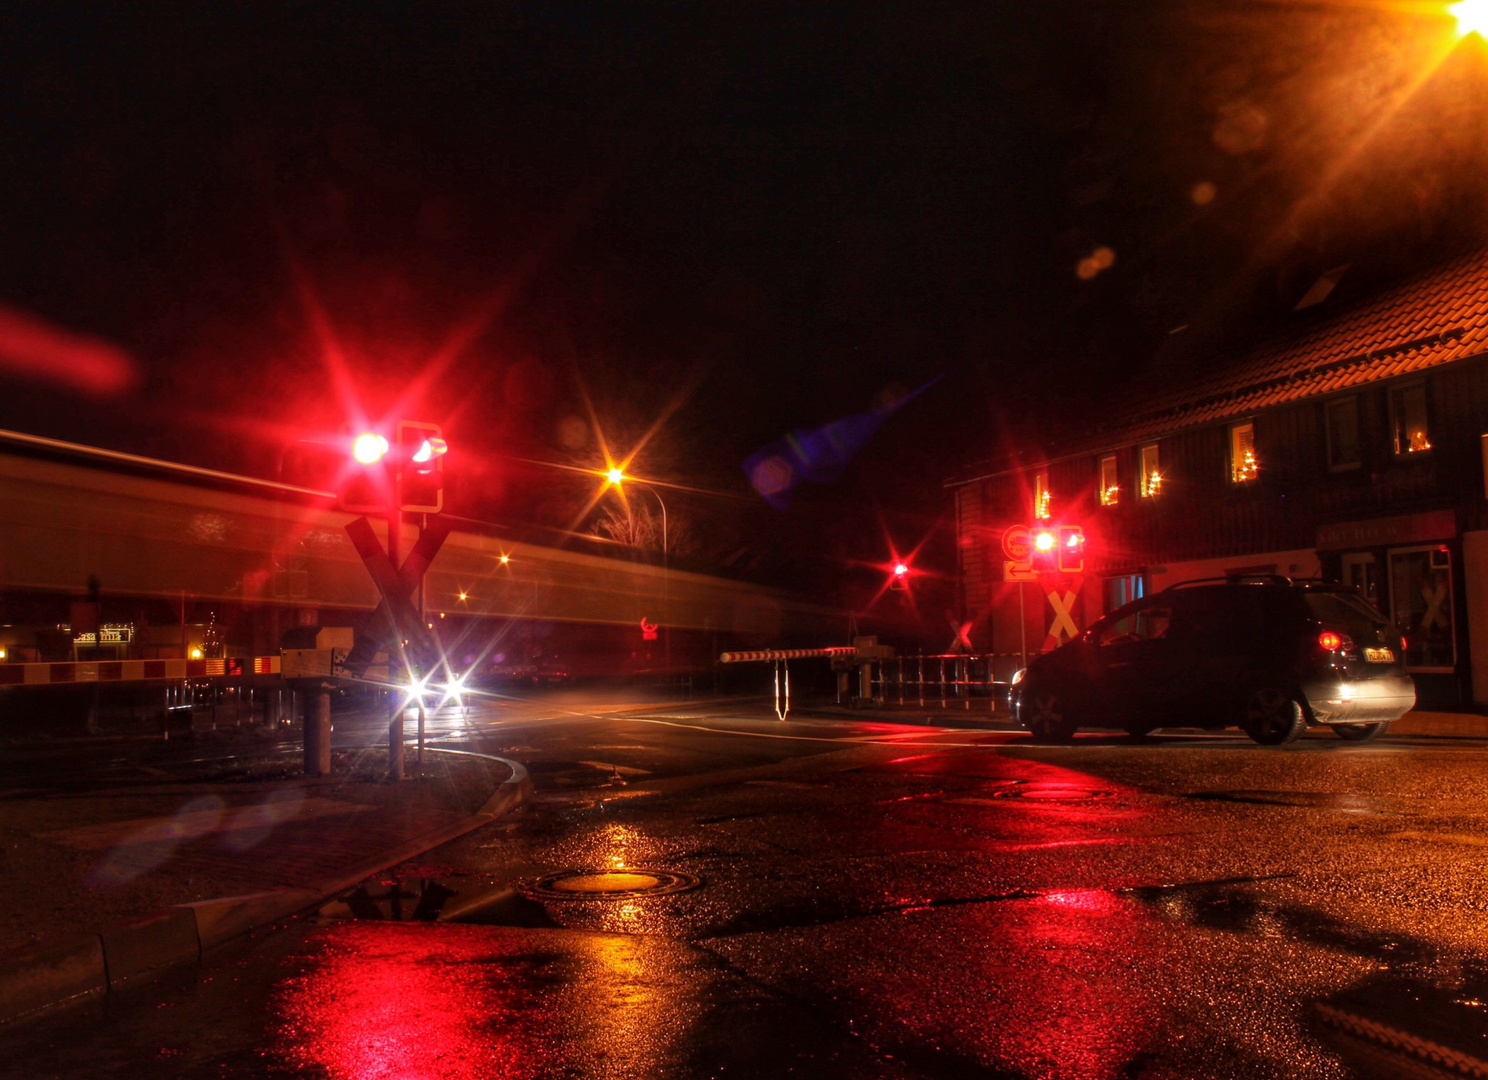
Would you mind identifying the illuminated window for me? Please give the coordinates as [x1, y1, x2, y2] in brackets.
[1099, 454, 1119, 506]
[1139, 444, 1161, 498]
[1033, 471, 1051, 520]
[1230, 421, 1258, 483]
[1326, 396, 1361, 472]
[1390, 382, 1431, 455]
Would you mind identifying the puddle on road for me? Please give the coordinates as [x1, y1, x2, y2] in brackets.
[1128, 878, 1488, 1076]
[1187, 789, 1392, 813]
[322, 867, 704, 926]
[936, 779, 1115, 805]
[319, 878, 559, 928]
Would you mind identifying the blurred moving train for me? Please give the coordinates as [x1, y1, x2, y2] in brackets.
[0, 429, 845, 692]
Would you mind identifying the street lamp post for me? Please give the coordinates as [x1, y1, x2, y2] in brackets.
[606, 468, 670, 671]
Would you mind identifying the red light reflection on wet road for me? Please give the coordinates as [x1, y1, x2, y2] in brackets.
[273, 922, 546, 1080]
[990, 889, 1160, 1080]
[850, 748, 1164, 1076]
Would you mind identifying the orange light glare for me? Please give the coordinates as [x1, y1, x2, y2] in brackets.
[352, 433, 389, 464]
[499, 555, 510, 565]
[1034, 530, 1057, 552]
[1452, 0, 1488, 38]
[606, 467, 624, 484]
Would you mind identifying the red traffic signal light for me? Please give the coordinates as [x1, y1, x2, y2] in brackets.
[396, 421, 447, 513]
[338, 431, 393, 513]
[1057, 525, 1085, 574]
[1030, 525, 1085, 573]
[889, 562, 910, 590]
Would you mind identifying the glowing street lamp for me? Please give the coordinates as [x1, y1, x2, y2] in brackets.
[1451, 0, 1488, 38]
[603, 468, 668, 557]
[604, 467, 670, 667]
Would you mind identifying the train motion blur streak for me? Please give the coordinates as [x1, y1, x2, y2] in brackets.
[0, 431, 841, 677]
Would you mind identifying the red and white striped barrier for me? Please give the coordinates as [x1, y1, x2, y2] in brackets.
[0, 656, 280, 686]
[719, 647, 857, 663]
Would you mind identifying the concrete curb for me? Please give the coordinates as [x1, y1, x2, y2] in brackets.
[0, 751, 532, 1027]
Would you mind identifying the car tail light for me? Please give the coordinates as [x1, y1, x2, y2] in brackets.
[1318, 630, 1354, 653]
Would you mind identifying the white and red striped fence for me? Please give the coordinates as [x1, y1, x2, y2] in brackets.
[0, 656, 280, 687]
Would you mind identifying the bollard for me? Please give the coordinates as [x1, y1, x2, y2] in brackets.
[389, 696, 405, 780]
[303, 687, 332, 776]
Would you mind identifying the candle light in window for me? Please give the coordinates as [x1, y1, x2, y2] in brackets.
[1101, 484, 1120, 506]
[1145, 471, 1162, 497]
[1036, 488, 1051, 518]
[1410, 430, 1432, 452]
[1236, 447, 1259, 482]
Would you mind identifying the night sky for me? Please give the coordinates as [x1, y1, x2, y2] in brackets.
[3, 3, 1487, 625]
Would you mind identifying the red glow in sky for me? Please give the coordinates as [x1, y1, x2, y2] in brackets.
[0, 303, 137, 396]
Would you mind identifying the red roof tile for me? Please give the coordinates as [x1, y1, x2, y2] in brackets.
[1073, 250, 1488, 451]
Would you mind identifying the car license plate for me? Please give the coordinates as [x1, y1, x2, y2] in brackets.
[1364, 647, 1395, 663]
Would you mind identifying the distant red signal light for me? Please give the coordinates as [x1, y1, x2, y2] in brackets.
[894, 562, 909, 576]
[1033, 530, 1057, 552]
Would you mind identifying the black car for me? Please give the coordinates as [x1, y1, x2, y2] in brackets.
[1011, 576, 1416, 746]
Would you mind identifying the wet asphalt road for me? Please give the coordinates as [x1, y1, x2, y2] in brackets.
[8, 695, 1488, 1079]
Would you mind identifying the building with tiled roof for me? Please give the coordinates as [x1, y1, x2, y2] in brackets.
[950, 249, 1488, 710]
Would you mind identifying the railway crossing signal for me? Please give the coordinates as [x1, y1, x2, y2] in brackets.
[396, 421, 447, 513]
[336, 423, 447, 515]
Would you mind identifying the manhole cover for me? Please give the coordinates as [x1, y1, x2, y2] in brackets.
[518, 868, 702, 901]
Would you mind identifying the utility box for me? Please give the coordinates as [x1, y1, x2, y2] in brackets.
[280, 626, 355, 681]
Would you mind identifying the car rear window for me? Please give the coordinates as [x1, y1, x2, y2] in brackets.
[1303, 591, 1389, 634]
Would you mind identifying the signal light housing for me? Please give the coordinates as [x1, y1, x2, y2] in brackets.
[1057, 525, 1085, 574]
[339, 431, 394, 513]
[1031, 526, 1085, 573]
[396, 420, 447, 513]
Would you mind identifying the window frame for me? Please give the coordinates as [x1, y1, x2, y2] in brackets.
[1033, 470, 1051, 520]
[1229, 420, 1258, 485]
[1389, 380, 1432, 458]
[1325, 394, 1362, 473]
[1098, 453, 1119, 506]
[1138, 443, 1161, 499]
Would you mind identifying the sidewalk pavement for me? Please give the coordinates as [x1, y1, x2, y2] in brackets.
[0, 735, 531, 1026]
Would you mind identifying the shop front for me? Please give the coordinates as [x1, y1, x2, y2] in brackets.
[1317, 510, 1464, 708]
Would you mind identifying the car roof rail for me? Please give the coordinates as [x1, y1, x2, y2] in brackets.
[1163, 575, 1290, 591]
[1163, 573, 1345, 593]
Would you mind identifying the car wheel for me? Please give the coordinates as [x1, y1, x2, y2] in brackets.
[1023, 684, 1076, 744]
[1332, 721, 1390, 743]
[1241, 683, 1306, 746]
